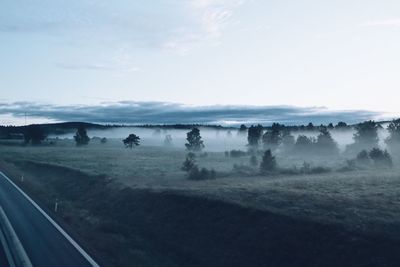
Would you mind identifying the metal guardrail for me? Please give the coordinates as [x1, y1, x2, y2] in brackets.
[0, 206, 33, 267]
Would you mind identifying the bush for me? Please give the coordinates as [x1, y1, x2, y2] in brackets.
[181, 153, 196, 172]
[188, 167, 216, 181]
[300, 162, 331, 174]
[181, 153, 216, 180]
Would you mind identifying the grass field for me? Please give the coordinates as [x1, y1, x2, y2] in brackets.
[1, 139, 400, 266]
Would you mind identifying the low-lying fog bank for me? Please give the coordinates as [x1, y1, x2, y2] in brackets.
[47, 125, 389, 152]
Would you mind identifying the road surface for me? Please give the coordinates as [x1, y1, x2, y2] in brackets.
[0, 243, 9, 267]
[0, 172, 99, 267]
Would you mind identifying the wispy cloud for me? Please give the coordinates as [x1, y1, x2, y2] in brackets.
[0, 101, 384, 126]
[361, 19, 400, 28]
[163, 0, 245, 53]
[1, 1, 245, 53]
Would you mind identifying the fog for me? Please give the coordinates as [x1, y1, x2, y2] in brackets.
[49, 126, 391, 153]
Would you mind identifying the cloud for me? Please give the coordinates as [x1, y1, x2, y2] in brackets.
[361, 19, 400, 28]
[1, 0, 245, 53]
[163, 0, 245, 53]
[0, 101, 384, 126]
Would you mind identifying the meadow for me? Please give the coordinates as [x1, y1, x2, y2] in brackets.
[1, 126, 400, 266]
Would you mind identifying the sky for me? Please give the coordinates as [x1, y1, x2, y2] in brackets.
[1, 0, 400, 125]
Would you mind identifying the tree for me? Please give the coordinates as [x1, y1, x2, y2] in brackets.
[351, 120, 379, 149]
[24, 125, 47, 145]
[238, 124, 247, 135]
[385, 119, 400, 151]
[247, 124, 263, 148]
[335, 122, 348, 129]
[293, 135, 314, 153]
[74, 126, 90, 146]
[369, 148, 393, 168]
[123, 134, 140, 149]
[306, 122, 314, 131]
[281, 129, 295, 153]
[315, 128, 339, 155]
[260, 150, 277, 173]
[262, 123, 282, 150]
[185, 128, 204, 151]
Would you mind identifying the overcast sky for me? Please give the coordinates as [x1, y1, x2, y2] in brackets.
[1, 0, 399, 124]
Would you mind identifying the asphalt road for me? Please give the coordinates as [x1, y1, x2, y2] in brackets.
[0, 243, 9, 267]
[0, 172, 98, 267]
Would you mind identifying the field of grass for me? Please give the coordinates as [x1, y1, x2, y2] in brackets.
[1, 139, 400, 266]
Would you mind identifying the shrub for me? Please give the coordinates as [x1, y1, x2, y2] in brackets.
[188, 167, 216, 181]
[181, 153, 196, 172]
[300, 162, 331, 174]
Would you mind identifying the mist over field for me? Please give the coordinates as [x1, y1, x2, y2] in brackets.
[47, 125, 389, 152]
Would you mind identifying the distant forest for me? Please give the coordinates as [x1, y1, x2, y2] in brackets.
[0, 120, 387, 140]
